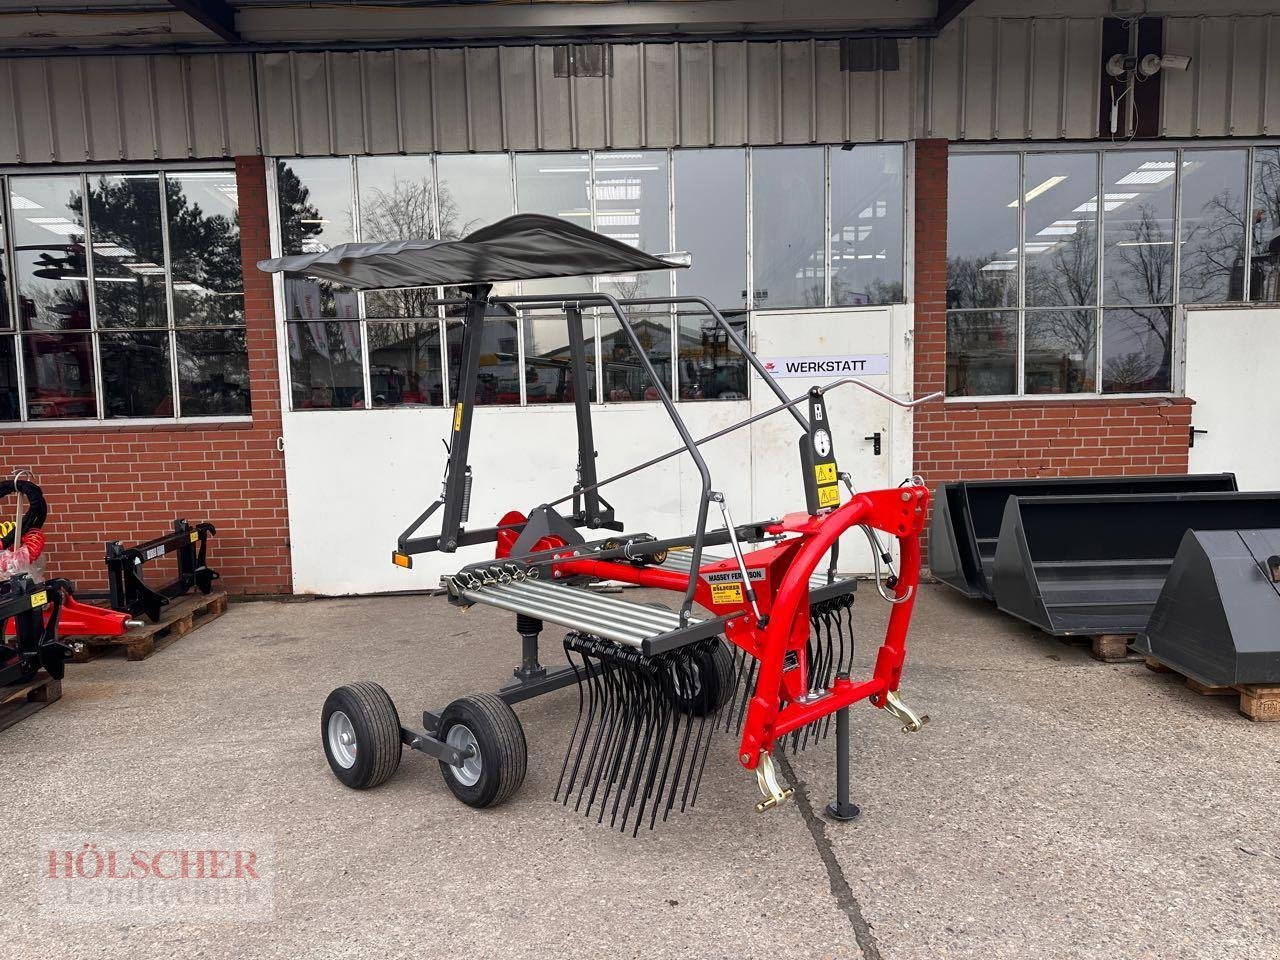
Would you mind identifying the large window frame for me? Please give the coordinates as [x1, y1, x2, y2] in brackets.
[0, 160, 249, 427]
[269, 144, 910, 412]
[947, 140, 1272, 402]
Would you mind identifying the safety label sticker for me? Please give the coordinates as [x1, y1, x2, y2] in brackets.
[814, 463, 837, 484]
[817, 485, 841, 508]
[710, 582, 744, 605]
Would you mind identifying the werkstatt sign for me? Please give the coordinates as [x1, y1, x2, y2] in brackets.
[755, 354, 890, 378]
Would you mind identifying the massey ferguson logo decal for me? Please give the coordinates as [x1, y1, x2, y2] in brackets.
[701, 568, 766, 584]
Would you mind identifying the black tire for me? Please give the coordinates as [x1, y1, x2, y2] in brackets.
[321, 681, 402, 789]
[437, 693, 527, 809]
[667, 639, 737, 716]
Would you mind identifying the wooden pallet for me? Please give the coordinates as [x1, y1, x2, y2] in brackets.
[72, 591, 228, 663]
[0, 672, 61, 732]
[1055, 633, 1137, 663]
[1143, 657, 1280, 721]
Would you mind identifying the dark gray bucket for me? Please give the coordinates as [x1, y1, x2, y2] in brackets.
[928, 474, 1238, 600]
[990, 492, 1280, 637]
[1133, 529, 1280, 687]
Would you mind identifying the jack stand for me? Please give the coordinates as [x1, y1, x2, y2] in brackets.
[825, 702, 860, 821]
[513, 614, 547, 682]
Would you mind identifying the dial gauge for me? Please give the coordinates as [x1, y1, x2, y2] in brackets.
[813, 429, 832, 458]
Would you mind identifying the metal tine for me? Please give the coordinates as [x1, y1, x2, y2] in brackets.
[823, 602, 854, 739]
[591, 644, 635, 819]
[663, 654, 701, 821]
[721, 642, 748, 734]
[733, 656, 759, 736]
[691, 642, 732, 807]
[679, 643, 714, 813]
[606, 653, 651, 827]
[554, 639, 589, 802]
[562, 637, 605, 804]
[576, 640, 622, 813]
[649, 657, 686, 830]
[621, 658, 665, 834]
[631, 673, 674, 835]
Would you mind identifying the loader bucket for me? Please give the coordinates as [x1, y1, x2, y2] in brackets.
[928, 474, 1237, 600]
[990, 492, 1280, 637]
[1133, 529, 1280, 687]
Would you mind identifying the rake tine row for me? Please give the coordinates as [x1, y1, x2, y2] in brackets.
[559, 635, 728, 835]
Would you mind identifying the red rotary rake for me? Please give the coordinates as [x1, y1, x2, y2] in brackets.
[260, 214, 939, 829]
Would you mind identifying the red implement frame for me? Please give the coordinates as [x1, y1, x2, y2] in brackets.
[545, 484, 929, 769]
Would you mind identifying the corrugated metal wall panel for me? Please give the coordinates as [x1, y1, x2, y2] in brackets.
[1161, 15, 1280, 139]
[5, 21, 1280, 164]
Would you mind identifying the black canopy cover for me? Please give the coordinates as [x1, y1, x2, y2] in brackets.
[257, 213, 684, 290]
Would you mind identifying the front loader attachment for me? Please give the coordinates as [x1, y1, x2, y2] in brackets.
[928, 474, 1239, 601]
[1133, 529, 1280, 687]
[990, 492, 1280, 637]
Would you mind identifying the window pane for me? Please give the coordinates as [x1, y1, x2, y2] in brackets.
[676, 310, 749, 401]
[516, 153, 593, 296]
[287, 321, 363, 409]
[364, 287, 440, 320]
[21, 331, 96, 419]
[945, 310, 1017, 397]
[1023, 153, 1098, 307]
[752, 148, 825, 309]
[593, 150, 671, 300]
[0, 337, 18, 419]
[1101, 306, 1171, 393]
[358, 156, 435, 241]
[601, 309, 669, 403]
[0, 188, 10, 328]
[522, 311, 596, 404]
[674, 149, 747, 311]
[830, 144, 904, 306]
[100, 330, 172, 417]
[446, 311, 520, 406]
[436, 154, 513, 238]
[176, 328, 250, 416]
[285, 277, 359, 321]
[947, 154, 1018, 309]
[1024, 309, 1096, 394]
[368, 320, 444, 407]
[88, 174, 167, 327]
[10, 175, 89, 330]
[168, 171, 244, 326]
[1102, 150, 1176, 305]
[276, 159, 353, 255]
[1250, 147, 1280, 302]
[1178, 149, 1247, 304]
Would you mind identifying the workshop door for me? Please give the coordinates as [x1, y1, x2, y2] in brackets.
[1185, 306, 1280, 490]
[749, 306, 912, 575]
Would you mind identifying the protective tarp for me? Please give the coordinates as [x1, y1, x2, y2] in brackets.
[1134, 529, 1280, 687]
[928, 474, 1239, 600]
[257, 213, 684, 290]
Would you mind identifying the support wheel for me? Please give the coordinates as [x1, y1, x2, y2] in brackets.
[438, 694, 527, 809]
[668, 639, 737, 716]
[321, 681, 402, 789]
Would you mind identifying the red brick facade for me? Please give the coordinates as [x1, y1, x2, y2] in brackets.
[910, 139, 1193, 561]
[0, 156, 291, 596]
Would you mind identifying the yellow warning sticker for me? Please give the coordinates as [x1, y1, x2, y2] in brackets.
[710, 582, 744, 605]
[817, 485, 841, 508]
[190, 531, 200, 543]
[30, 591, 47, 608]
[814, 462, 837, 485]
[453, 403, 464, 432]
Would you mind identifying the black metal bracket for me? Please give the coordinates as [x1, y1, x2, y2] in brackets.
[104, 519, 218, 623]
[400, 726, 469, 767]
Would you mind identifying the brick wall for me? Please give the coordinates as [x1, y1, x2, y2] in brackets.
[0, 156, 291, 596]
[910, 138, 1193, 561]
